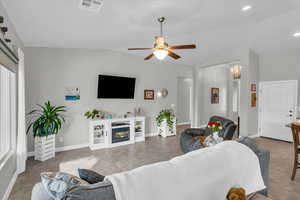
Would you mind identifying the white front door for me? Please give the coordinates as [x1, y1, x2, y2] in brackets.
[259, 80, 298, 142]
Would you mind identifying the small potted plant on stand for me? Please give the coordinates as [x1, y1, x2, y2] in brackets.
[27, 101, 66, 161]
[156, 109, 176, 137]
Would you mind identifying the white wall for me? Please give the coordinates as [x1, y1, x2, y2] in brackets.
[177, 77, 192, 124]
[25, 47, 193, 152]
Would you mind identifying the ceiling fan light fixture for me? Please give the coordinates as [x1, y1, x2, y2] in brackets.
[153, 49, 168, 60]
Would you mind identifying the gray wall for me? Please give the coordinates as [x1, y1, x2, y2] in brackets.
[197, 64, 231, 125]
[260, 53, 300, 115]
[247, 50, 259, 135]
[0, 1, 23, 199]
[193, 48, 259, 137]
[25, 47, 193, 152]
[177, 77, 192, 123]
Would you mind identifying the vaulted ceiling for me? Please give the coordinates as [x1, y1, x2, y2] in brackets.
[2, 0, 300, 66]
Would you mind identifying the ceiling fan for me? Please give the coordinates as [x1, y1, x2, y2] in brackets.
[128, 17, 196, 61]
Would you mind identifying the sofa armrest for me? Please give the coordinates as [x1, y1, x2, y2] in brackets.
[256, 149, 270, 197]
[64, 181, 116, 200]
[184, 128, 208, 136]
[31, 183, 53, 200]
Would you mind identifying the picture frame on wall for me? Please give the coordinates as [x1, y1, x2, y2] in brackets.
[144, 90, 154, 100]
[211, 88, 219, 104]
[251, 93, 257, 107]
[251, 83, 256, 92]
[65, 87, 80, 101]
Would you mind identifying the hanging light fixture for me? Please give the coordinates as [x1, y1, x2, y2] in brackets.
[153, 49, 168, 60]
[230, 63, 242, 80]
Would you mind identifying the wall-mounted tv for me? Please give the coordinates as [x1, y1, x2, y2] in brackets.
[97, 75, 136, 99]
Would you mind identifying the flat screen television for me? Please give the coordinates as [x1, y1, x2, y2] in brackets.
[97, 75, 136, 99]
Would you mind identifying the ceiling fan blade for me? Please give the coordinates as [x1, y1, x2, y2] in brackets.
[168, 51, 181, 59]
[169, 44, 196, 50]
[144, 53, 154, 60]
[128, 48, 152, 50]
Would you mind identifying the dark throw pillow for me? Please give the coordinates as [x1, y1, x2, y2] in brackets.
[78, 169, 105, 184]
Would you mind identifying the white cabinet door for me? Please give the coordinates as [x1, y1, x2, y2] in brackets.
[259, 80, 298, 141]
[89, 121, 108, 150]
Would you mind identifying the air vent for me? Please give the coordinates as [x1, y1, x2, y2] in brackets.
[79, 0, 104, 12]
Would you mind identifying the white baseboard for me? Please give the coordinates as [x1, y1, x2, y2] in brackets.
[27, 143, 89, 158]
[248, 134, 260, 138]
[177, 122, 191, 126]
[3, 171, 18, 200]
[145, 132, 159, 137]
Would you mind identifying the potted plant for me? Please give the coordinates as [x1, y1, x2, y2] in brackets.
[84, 109, 102, 119]
[156, 109, 176, 137]
[27, 101, 66, 161]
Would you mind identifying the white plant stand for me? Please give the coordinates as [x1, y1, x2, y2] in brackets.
[34, 135, 55, 161]
[158, 118, 176, 137]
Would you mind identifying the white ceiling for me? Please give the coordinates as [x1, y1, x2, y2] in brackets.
[2, 0, 300, 66]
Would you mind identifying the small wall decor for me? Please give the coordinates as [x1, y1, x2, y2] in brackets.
[157, 88, 169, 98]
[211, 88, 219, 104]
[65, 87, 80, 101]
[251, 93, 257, 108]
[251, 83, 256, 92]
[144, 90, 154, 100]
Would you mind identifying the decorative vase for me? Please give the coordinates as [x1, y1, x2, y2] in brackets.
[213, 132, 219, 140]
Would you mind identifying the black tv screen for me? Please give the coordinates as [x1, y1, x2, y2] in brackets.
[97, 75, 136, 99]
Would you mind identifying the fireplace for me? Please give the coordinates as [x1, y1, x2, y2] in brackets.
[112, 127, 130, 143]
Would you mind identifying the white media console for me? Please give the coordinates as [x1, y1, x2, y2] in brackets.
[89, 116, 145, 150]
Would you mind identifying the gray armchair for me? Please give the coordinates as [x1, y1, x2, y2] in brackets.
[180, 116, 237, 153]
[188, 116, 237, 138]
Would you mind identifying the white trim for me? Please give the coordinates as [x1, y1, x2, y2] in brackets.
[2, 171, 18, 200]
[0, 151, 13, 171]
[177, 122, 191, 126]
[258, 80, 298, 139]
[248, 134, 259, 139]
[145, 132, 159, 137]
[27, 143, 89, 158]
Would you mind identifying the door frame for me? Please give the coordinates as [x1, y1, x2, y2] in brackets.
[258, 80, 298, 138]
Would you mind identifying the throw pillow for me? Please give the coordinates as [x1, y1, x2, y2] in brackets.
[41, 172, 87, 200]
[78, 168, 105, 184]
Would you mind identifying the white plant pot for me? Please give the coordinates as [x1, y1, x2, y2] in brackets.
[34, 134, 55, 162]
[158, 118, 176, 138]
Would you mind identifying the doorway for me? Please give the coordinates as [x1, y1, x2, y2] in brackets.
[177, 77, 193, 125]
[258, 80, 298, 142]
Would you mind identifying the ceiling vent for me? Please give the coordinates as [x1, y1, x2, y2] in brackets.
[79, 0, 104, 12]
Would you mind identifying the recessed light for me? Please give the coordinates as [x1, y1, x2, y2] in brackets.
[293, 32, 300, 37]
[242, 5, 252, 11]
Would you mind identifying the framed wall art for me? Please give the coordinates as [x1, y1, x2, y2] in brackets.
[251, 83, 256, 92]
[144, 90, 154, 100]
[211, 88, 219, 104]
